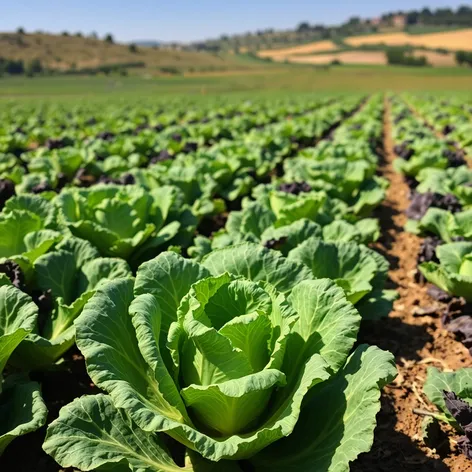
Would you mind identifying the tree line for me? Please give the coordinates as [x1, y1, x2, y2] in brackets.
[0, 58, 44, 77]
[189, 5, 472, 53]
[456, 51, 472, 67]
[296, 5, 472, 33]
[0, 57, 146, 78]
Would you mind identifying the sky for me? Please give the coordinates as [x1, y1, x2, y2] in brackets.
[2, 1, 468, 43]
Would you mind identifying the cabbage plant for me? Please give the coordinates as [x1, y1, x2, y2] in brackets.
[189, 200, 380, 261]
[415, 208, 472, 243]
[0, 284, 47, 455]
[10, 237, 131, 369]
[0, 195, 62, 279]
[54, 184, 197, 265]
[420, 242, 472, 301]
[423, 367, 472, 460]
[287, 237, 397, 319]
[43, 245, 396, 471]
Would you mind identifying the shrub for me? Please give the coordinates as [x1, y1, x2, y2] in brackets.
[386, 48, 429, 67]
[456, 50, 472, 66]
[25, 58, 43, 77]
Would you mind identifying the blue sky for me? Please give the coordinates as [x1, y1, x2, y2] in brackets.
[2, 1, 467, 43]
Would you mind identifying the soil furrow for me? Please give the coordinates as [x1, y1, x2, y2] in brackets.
[352, 97, 471, 472]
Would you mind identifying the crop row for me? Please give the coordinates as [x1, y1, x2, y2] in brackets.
[390, 94, 472, 461]
[2, 92, 471, 471]
[0, 94, 402, 472]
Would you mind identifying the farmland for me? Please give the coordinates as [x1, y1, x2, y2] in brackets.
[345, 29, 472, 50]
[256, 29, 472, 67]
[0, 77, 472, 472]
[0, 31, 274, 75]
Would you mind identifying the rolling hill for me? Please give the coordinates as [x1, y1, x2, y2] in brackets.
[256, 29, 472, 67]
[0, 32, 270, 74]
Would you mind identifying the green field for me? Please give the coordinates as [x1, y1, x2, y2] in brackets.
[1, 60, 472, 472]
[1, 65, 471, 101]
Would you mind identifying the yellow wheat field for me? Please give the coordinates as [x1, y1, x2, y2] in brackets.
[345, 29, 472, 51]
[287, 51, 387, 65]
[258, 40, 338, 59]
[284, 50, 456, 67]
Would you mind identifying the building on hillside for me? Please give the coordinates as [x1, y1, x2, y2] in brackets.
[392, 15, 406, 28]
[371, 17, 382, 26]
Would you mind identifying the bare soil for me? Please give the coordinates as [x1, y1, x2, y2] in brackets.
[352, 99, 471, 472]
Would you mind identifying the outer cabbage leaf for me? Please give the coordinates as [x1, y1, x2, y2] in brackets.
[0, 376, 47, 455]
[249, 345, 397, 472]
[417, 208, 472, 243]
[11, 237, 132, 369]
[419, 242, 472, 301]
[287, 238, 384, 305]
[201, 243, 314, 294]
[423, 367, 472, 427]
[43, 394, 192, 472]
[0, 284, 37, 377]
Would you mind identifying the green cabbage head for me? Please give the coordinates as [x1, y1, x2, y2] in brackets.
[54, 184, 196, 265]
[43, 244, 396, 472]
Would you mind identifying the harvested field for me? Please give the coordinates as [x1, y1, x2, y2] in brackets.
[258, 40, 338, 59]
[412, 50, 456, 67]
[286, 51, 387, 65]
[345, 29, 472, 51]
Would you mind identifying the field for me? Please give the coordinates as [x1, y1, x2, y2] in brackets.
[0, 69, 472, 472]
[1, 66, 472, 100]
[345, 28, 472, 50]
[258, 40, 338, 59]
[286, 51, 388, 65]
[256, 29, 472, 67]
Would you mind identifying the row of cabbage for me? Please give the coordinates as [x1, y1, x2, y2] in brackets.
[0, 94, 397, 471]
[405, 94, 472, 157]
[0, 96, 360, 197]
[391, 95, 472, 460]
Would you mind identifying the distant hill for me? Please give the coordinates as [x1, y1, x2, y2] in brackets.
[132, 40, 163, 47]
[255, 28, 472, 68]
[186, 5, 472, 53]
[0, 32, 268, 75]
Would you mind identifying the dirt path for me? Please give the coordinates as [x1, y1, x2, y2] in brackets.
[352, 97, 471, 472]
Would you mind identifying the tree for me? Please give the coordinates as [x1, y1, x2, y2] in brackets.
[297, 22, 311, 32]
[458, 5, 472, 15]
[75, 32, 83, 37]
[386, 47, 428, 66]
[456, 50, 472, 66]
[104, 33, 114, 43]
[406, 11, 420, 25]
[128, 43, 138, 53]
[17, 27, 25, 34]
[62, 31, 69, 36]
[25, 58, 43, 77]
[5, 59, 25, 75]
